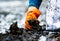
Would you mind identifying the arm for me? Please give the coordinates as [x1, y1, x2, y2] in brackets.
[25, 0, 42, 30]
[29, 0, 42, 9]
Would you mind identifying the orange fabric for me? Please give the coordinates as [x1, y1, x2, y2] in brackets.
[25, 7, 41, 30]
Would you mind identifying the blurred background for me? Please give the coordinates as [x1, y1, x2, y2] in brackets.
[0, 0, 47, 34]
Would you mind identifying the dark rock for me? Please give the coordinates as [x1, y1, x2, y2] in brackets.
[0, 21, 44, 41]
[9, 22, 23, 35]
[28, 19, 42, 30]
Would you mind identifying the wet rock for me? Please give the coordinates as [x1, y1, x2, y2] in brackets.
[9, 22, 23, 35]
[0, 21, 44, 41]
[28, 19, 40, 30]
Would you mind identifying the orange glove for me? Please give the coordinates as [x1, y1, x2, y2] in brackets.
[24, 7, 41, 30]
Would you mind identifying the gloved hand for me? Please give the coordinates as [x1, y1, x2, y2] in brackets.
[24, 7, 41, 30]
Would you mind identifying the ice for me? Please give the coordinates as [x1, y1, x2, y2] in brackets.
[0, 0, 28, 33]
[46, 0, 60, 30]
[0, 1, 22, 8]
[38, 36, 46, 41]
[5, 14, 16, 21]
[0, 29, 6, 34]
